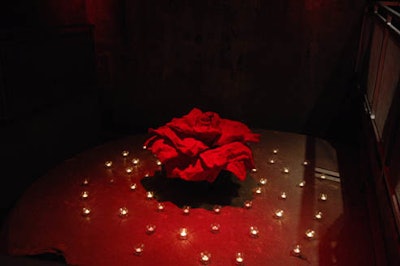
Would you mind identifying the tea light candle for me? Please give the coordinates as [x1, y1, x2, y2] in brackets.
[134, 243, 144, 256]
[273, 149, 279, 154]
[280, 192, 287, 199]
[251, 168, 257, 173]
[319, 193, 328, 201]
[259, 178, 267, 185]
[243, 200, 252, 209]
[303, 161, 309, 166]
[298, 181, 306, 187]
[199, 251, 211, 265]
[132, 158, 139, 165]
[292, 244, 301, 256]
[274, 209, 284, 219]
[104, 161, 113, 168]
[210, 223, 220, 233]
[254, 187, 262, 194]
[179, 228, 188, 240]
[319, 174, 326, 180]
[143, 145, 147, 150]
[130, 183, 137, 190]
[81, 207, 91, 217]
[269, 159, 275, 164]
[146, 224, 156, 234]
[235, 252, 244, 265]
[315, 211, 323, 220]
[82, 179, 89, 186]
[249, 226, 259, 238]
[119, 207, 129, 218]
[122, 150, 129, 157]
[283, 167, 289, 174]
[157, 203, 165, 212]
[80, 191, 89, 200]
[156, 160, 162, 166]
[305, 229, 315, 239]
[146, 191, 154, 200]
[213, 205, 222, 214]
[182, 206, 190, 215]
[126, 167, 133, 174]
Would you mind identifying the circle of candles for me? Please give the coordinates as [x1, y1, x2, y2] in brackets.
[146, 191, 154, 200]
[274, 209, 284, 219]
[80, 191, 89, 200]
[249, 226, 259, 238]
[315, 211, 323, 220]
[157, 203, 165, 212]
[243, 200, 253, 209]
[119, 207, 129, 218]
[303, 161, 309, 166]
[292, 244, 301, 256]
[146, 224, 156, 234]
[273, 149, 279, 154]
[130, 183, 137, 191]
[156, 160, 162, 166]
[283, 167, 289, 174]
[132, 158, 140, 165]
[104, 161, 113, 168]
[213, 205, 222, 214]
[259, 178, 267, 185]
[251, 168, 257, 173]
[298, 181, 306, 187]
[235, 252, 244, 265]
[254, 187, 262, 194]
[210, 223, 220, 233]
[81, 207, 91, 217]
[122, 150, 129, 157]
[179, 228, 188, 240]
[280, 192, 287, 199]
[269, 159, 275, 164]
[182, 205, 190, 215]
[319, 193, 328, 201]
[126, 167, 133, 174]
[199, 251, 211, 265]
[82, 179, 89, 186]
[319, 174, 326, 180]
[134, 243, 144, 256]
[305, 229, 315, 239]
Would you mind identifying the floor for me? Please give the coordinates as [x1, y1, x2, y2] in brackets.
[0, 127, 387, 266]
[0, 92, 389, 265]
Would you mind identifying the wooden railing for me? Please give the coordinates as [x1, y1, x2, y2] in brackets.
[356, 1, 400, 265]
[375, 1, 400, 36]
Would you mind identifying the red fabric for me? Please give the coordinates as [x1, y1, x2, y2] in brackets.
[144, 108, 260, 182]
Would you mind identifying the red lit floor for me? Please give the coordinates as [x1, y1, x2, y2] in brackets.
[0, 130, 381, 265]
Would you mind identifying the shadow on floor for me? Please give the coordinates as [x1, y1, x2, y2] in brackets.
[141, 170, 258, 210]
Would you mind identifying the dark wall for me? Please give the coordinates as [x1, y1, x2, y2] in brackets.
[3, 0, 363, 139]
[0, 1, 101, 221]
[86, 0, 367, 140]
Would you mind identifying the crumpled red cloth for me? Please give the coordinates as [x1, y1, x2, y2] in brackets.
[144, 108, 260, 182]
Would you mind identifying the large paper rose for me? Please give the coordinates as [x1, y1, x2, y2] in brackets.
[143, 108, 260, 182]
